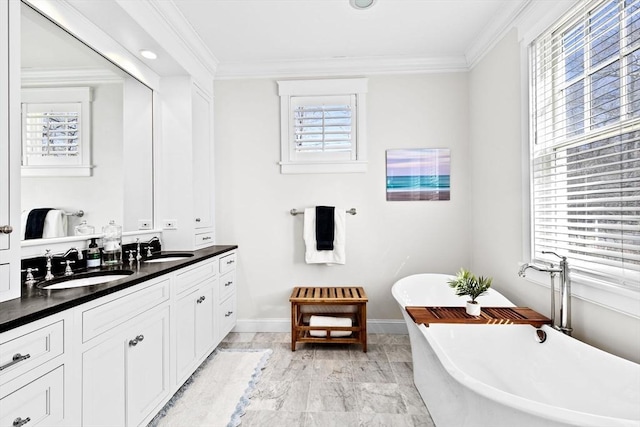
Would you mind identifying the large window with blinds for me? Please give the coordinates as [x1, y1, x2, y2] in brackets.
[530, 0, 640, 289]
[278, 78, 368, 174]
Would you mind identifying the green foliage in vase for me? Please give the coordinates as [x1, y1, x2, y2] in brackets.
[448, 268, 493, 303]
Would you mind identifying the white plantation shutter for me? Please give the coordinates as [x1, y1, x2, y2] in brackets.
[278, 78, 368, 174]
[21, 87, 92, 176]
[291, 95, 355, 160]
[530, 0, 640, 287]
[23, 104, 81, 166]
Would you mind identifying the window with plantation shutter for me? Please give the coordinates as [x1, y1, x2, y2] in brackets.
[21, 87, 92, 176]
[279, 79, 368, 174]
[530, 0, 640, 289]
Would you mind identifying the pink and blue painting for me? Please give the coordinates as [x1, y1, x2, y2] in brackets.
[386, 148, 451, 201]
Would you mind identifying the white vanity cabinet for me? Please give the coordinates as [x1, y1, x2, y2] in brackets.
[0, 0, 21, 303]
[0, 313, 72, 427]
[174, 260, 216, 385]
[218, 252, 237, 339]
[80, 277, 171, 427]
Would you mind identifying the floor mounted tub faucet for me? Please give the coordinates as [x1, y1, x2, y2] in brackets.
[518, 252, 572, 336]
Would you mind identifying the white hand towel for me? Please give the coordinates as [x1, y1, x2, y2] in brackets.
[303, 207, 346, 265]
[42, 209, 68, 238]
[309, 315, 352, 337]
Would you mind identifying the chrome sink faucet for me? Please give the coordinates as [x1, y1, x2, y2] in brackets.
[519, 251, 572, 336]
[144, 236, 161, 257]
[44, 249, 54, 281]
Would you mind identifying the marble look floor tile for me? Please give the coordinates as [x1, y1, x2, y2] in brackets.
[252, 332, 288, 343]
[312, 359, 354, 382]
[306, 381, 359, 413]
[262, 359, 315, 382]
[351, 360, 396, 383]
[221, 332, 255, 343]
[249, 380, 310, 412]
[355, 383, 407, 414]
[367, 334, 410, 345]
[358, 413, 422, 427]
[349, 344, 387, 361]
[240, 410, 306, 427]
[390, 361, 415, 385]
[398, 384, 430, 415]
[409, 414, 437, 427]
[304, 411, 359, 427]
[314, 344, 352, 360]
[384, 344, 414, 362]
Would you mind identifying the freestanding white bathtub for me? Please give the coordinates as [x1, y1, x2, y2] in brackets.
[392, 273, 640, 427]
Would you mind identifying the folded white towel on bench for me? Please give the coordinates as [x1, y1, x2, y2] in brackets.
[309, 315, 352, 338]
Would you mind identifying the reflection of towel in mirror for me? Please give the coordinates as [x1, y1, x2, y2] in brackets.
[304, 207, 346, 265]
[22, 209, 68, 240]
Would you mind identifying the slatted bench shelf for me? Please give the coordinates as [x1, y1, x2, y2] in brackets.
[290, 286, 368, 352]
[406, 306, 551, 328]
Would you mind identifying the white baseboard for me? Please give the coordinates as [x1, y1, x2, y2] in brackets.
[232, 318, 408, 334]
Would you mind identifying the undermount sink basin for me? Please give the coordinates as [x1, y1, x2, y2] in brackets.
[37, 270, 134, 290]
[143, 253, 194, 263]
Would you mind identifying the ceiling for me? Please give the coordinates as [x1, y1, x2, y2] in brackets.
[61, 0, 539, 79]
[171, 0, 530, 76]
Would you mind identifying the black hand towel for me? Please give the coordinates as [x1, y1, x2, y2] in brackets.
[316, 206, 335, 251]
[25, 208, 53, 240]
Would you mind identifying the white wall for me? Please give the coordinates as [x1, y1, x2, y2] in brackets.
[469, 29, 640, 363]
[214, 74, 471, 325]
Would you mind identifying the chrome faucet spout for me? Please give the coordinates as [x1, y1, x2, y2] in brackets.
[58, 247, 83, 260]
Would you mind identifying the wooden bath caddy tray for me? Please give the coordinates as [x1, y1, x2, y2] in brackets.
[406, 306, 551, 328]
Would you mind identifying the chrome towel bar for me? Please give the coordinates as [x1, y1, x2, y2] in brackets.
[290, 208, 357, 216]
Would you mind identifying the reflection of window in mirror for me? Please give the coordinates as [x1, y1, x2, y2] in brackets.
[21, 87, 93, 176]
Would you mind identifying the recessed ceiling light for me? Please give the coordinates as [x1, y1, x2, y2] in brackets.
[139, 49, 157, 60]
[349, 0, 376, 10]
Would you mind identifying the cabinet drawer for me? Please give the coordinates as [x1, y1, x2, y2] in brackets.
[0, 365, 64, 427]
[82, 278, 170, 342]
[175, 260, 216, 295]
[219, 295, 236, 338]
[219, 270, 235, 302]
[219, 252, 236, 274]
[0, 321, 63, 383]
[194, 232, 214, 247]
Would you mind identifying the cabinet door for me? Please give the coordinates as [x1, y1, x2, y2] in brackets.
[126, 305, 170, 427]
[175, 282, 214, 383]
[0, 0, 20, 303]
[82, 335, 126, 427]
[191, 85, 213, 230]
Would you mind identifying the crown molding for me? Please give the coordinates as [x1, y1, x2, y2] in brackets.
[21, 68, 123, 86]
[465, 0, 532, 68]
[215, 55, 469, 80]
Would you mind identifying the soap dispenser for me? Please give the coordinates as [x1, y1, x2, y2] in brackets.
[102, 220, 122, 266]
[86, 238, 101, 268]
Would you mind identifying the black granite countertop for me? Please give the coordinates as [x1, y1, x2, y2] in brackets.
[0, 245, 237, 333]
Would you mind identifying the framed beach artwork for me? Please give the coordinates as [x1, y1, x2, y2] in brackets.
[386, 148, 451, 201]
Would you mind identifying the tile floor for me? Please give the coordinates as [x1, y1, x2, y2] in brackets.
[219, 332, 436, 427]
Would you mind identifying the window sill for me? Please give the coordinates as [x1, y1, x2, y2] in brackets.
[21, 166, 93, 177]
[279, 161, 368, 174]
[521, 268, 640, 319]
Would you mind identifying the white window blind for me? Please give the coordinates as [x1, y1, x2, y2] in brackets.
[291, 95, 355, 159]
[530, 0, 640, 288]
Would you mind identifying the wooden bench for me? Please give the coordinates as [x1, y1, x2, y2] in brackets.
[290, 286, 368, 352]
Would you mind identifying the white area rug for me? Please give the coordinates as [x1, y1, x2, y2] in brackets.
[149, 349, 272, 427]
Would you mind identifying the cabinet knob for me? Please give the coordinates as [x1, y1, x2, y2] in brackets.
[195, 218, 201, 223]
[224, 281, 232, 287]
[225, 311, 233, 317]
[0, 225, 13, 234]
[13, 417, 31, 427]
[128, 335, 145, 347]
[197, 295, 206, 303]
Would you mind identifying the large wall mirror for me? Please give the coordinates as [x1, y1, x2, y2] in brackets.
[20, 2, 153, 243]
